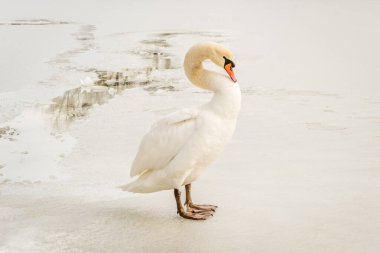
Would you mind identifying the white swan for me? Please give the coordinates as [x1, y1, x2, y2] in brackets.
[121, 42, 241, 220]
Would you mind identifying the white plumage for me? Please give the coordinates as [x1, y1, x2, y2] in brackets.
[121, 42, 241, 194]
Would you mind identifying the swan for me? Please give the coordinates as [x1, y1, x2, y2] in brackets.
[121, 42, 241, 220]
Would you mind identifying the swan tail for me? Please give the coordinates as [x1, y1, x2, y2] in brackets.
[119, 175, 170, 193]
[118, 180, 154, 193]
[120, 170, 187, 193]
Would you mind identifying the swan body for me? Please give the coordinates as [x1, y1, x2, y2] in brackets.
[122, 42, 241, 195]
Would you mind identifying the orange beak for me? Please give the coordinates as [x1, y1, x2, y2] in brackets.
[224, 63, 237, 83]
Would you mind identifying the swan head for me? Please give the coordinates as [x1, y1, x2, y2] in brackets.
[184, 42, 238, 91]
[207, 43, 237, 83]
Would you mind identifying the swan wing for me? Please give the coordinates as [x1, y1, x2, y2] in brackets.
[130, 107, 199, 177]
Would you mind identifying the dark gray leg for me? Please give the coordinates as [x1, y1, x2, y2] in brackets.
[184, 184, 218, 212]
[174, 188, 213, 220]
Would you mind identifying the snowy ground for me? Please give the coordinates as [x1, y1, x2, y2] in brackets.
[1, 1, 380, 252]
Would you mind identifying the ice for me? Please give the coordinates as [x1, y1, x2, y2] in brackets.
[1, 0, 380, 252]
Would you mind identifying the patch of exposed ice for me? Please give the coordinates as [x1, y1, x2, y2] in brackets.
[0, 108, 76, 182]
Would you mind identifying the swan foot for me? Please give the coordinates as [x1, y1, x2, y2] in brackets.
[184, 184, 218, 212]
[174, 188, 213, 220]
[177, 210, 213, 220]
[186, 205, 215, 215]
[188, 203, 218, 212]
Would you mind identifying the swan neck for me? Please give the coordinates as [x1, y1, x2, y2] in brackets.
[184, 46, 213, 91]
[183, 43, 241, 118]
[209, 86, 241, 118]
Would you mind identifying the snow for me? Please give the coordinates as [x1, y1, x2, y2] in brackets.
[1, 0, 380, 252]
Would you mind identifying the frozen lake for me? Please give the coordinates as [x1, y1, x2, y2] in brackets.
[1, 1, 380, 252]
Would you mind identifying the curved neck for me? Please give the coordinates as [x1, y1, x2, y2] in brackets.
[184, 43, 241, 118]
[184, 45, 218, 92]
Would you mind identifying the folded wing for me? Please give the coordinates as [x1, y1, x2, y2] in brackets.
[130, 108, 199, 177]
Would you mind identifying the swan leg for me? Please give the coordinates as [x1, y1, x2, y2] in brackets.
[174, 189, 213, 220]
[185, 184, 218, 212]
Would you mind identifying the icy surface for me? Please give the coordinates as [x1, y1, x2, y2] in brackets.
[1, 0, 380, 252]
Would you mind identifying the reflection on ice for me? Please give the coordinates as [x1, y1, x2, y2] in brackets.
[48, 86, 111, 131]
[46, 36, 178, 131]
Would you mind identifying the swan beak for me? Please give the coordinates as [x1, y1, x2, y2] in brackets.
[224, 63, 237, 83]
